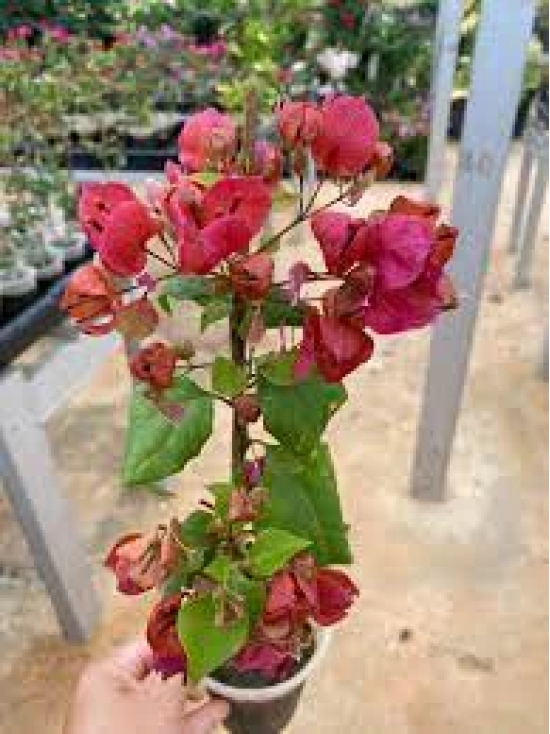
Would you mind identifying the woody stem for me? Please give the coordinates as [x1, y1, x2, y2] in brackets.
[230, 297, 249, 481]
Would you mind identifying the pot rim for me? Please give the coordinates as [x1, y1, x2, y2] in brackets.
[204, 625, 331, 704]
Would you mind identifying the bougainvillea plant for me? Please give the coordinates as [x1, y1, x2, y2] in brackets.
[61, 93, 458, 687]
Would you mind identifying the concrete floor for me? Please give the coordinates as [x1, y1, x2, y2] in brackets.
[0, 144, 547, 733]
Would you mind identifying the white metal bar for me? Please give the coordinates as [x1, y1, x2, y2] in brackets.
[424, 0, 464, 201]
[0, 371, 100, 640]
[411, 0, 536, 501]
[513, 157, 548, 288]
[508, 145, 535, 253]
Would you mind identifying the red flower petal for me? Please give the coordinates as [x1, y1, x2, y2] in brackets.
[229, 252, 274, 300]
[78, 182, 135, 248]
[104, 533, 163, 595]
[202, 176, 272, 238]
[311, 96, 379, 178]
[297, 313, 374, 383]
[313, 569, 358, 626]
[311, 211, 357, 276]
[60, 263, 121, 335]
[389, 195, 440, 224]
[254, 141, 284, 186]
[177, 109, 236, 171]
[130, 342, 177, 390]
[277, 101, 322, 147]
[360, 213, 434, 291]
[147, 594, 187, 678]
[232, 642, 295, 682]
[361, 270, 454, 335]
[97, 200, 160, 276]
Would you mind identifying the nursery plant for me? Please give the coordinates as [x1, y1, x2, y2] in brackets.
[61, 93, 458, 729]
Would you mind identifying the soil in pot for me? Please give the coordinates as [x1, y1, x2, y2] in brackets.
[209, 641, 316, 734]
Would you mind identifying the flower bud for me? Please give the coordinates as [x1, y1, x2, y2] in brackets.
[233, 394, 261, 424]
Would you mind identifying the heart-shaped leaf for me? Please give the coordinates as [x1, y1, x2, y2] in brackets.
[262, 443, 352, 566]
[122, 375, 214, 486]
[211, 356, 248, 398]
[258, 365, 347, 455]
[177, 594, 248, 683]
[247, 528, 311, 577]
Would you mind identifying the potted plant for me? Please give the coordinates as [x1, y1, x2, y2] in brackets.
[60, 93, 459, 731]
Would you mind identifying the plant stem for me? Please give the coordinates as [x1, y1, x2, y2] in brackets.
[230, 297, 248, 480]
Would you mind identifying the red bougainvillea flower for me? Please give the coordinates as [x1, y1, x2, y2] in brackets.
[232, 642, 296, 682]
[311, 95, 380, 178]
[105, 533, 165, 595]
[147, 594, 187, 679]
[254, 141, 284, 186]
[60, 263, 122, 335]
[311, 211, 366, 277]
[177, 108, 236, 171]
[78, 182, 161, 276]
[295, 312, 374, 383]
[229, 252, 274, 301]
[389, 195, 440, 224]
[114, 297, 159, 340]
[361, 269, 457, 335]
[358, 196, 459, 335]
[358, 213, 434, 291]
[277, 101, 322, 147]
[130, 342, 177, 390]
[312, 569, 359, 626]
[174, 176, 272, 275]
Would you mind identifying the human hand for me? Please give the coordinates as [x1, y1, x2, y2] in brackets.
[64, 639, 230, 734]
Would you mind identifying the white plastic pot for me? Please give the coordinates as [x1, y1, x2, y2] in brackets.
[0, 263, 37, 297]
[50, 231, 86, 262]
[205, 626, 331, 734]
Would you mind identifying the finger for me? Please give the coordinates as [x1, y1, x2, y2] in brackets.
[183, 698, 230, 733]
[108, 639, 155, 680]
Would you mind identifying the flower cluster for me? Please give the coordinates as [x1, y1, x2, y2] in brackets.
[60, 94, 458, 686]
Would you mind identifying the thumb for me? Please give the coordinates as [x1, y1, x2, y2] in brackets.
[109, 638, 155, 680]
[184, 698, 230, 733]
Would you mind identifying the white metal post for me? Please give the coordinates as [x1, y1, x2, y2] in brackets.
[0, 371, 100, 640]
[411, 0, 536, 501]
[424, 0, 464, 201]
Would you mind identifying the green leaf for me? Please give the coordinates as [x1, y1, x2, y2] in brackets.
[208, 482, 235, 519]
[157, 293, 173, 314]
[204, 554, 233, 586]
[263, 287, 305, 328]
[177, 594, 248, 683]
[262, 443, 352, 566]
[257, 350, 297, 386]
[211, 356, 248, 398]
[248, 528, 311, 578]
[200, 296, 232, 332]
[258, 368, 347, 455]
[122, 376, 214, 486]
[180, 511, 213, 548]
[204, 556, 266, 627]
[162, 276, 214, 306]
